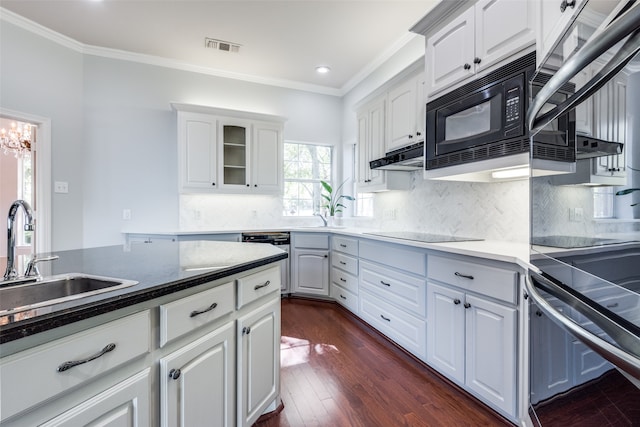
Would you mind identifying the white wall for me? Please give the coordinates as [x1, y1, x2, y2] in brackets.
[1, 21, 84, 251]
[2, 19, 342, 248]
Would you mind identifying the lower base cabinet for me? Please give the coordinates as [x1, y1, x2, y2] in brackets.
[160, 323, 236, 427]
[237, 298, 281, 427]
[40, 368, 151, 427]
[427, 280, 517, 417]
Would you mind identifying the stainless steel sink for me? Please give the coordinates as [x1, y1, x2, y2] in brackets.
[0, 273, 138, 315]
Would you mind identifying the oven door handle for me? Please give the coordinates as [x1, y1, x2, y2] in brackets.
[527, 1, 640, 136]
[526, 271, 640, 383]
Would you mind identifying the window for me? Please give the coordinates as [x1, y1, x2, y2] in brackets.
[593, 187, 614, 219]
[283, 142, 332, 216]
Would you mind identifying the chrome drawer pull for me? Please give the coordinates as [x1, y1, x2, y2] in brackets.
[455, 272, 474, 280]
[57, 343, 116, 372]
[380, 280, 391, 287]
[254, 280, 271, 290]
[380, 314, 391, 322]
[190, 302, 218, 318]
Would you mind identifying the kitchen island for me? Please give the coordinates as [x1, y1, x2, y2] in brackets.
[0, 240, 287, 427]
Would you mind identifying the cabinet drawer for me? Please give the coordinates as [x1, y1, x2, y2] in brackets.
[331, 267, 358, 295]
[332, 252, 358, 276]
[332, 236, 359, 256]
[360, 261, 426, 317]
[428, 255, 517, 304]
[293, 233, 329, 249]
[360, 240, 426, 276]
[359, 290, 426, 360]
[331, 283, 359, 314]
[237, 266, 281, 308]
[0, 310, 150, 422]
[160, 282, 235, 346]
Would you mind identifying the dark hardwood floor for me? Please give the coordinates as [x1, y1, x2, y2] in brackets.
[531, 369, 640, 426]
[256, 298, 512, 427]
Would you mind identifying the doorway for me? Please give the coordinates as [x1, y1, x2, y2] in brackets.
[0, 110, 52, 267]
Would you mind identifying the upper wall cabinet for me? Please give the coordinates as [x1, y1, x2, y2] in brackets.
[356, 96, 412, 192]
[535, 0, 586, 68]
[173, 104, 285, 194]
[424, 0, 535, 98]
[386, 72, 425, 152]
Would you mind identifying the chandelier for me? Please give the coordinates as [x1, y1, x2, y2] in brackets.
[1, 122, 32, 158]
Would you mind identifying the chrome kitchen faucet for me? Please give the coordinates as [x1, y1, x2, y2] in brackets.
[3, 200, 35, 280]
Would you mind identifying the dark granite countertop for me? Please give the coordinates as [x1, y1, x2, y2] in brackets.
[0, 240, 287, 344]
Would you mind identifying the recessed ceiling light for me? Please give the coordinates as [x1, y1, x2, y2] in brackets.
[315, 66, 331, 74]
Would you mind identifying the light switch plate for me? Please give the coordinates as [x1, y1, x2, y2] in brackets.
[54, 181, 69, 193]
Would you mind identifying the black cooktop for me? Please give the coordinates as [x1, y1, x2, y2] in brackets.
[364, 231, 483, 243]
[531, 235, 633, 249]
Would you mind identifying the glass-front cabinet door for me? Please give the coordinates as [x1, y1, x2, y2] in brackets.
[220, 120, 251, 190]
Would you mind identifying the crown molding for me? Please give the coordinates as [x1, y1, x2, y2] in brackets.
[3, 6, 423, 98]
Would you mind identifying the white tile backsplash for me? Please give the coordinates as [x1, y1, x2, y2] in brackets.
[180, 171, 530, 242]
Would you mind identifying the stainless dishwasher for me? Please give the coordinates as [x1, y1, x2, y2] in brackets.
[241, 232, 290, 294]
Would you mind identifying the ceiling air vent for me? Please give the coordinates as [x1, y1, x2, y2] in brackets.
[205, 38, 241, 53]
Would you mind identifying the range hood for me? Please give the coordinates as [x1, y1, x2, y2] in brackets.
[369, 142, 424, 171]
[576, 134, 623, 159]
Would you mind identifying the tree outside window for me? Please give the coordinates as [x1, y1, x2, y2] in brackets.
[283, 142, 332, 216]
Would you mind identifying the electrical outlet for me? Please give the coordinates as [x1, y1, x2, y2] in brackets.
[569, 207, 584, 222]
[54, 181, 69, 193]
[122, 209, 131, 220]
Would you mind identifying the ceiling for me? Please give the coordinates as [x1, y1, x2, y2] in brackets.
[0, 0, 438, 95]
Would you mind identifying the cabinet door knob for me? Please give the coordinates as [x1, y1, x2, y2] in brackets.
[536, 310, 543, 317]
[169, 368, 181, 380]
[453, 298, 461, 305]
[408, 134, 413, 139]
[560, 0, 576, 12]
[463, 63, 471, 70]
[473, 57, 481, 64]
[464, 302, 471, 309]
[242, 326, 251, 335]
[324, 254, 328, 258]
[212, 182, 216, 186]
[246, 184, 250, 187]
[254, 184, 258, 187]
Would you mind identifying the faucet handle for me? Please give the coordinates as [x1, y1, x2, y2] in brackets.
[25, 255, 59, 278]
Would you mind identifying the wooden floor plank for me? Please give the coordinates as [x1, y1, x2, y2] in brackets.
[257, 298, 512, 427]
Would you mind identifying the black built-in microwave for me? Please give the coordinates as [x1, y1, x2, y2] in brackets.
[425, 51, 575, 170]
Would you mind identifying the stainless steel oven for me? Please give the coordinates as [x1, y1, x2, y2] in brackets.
[241, 232, 290, 294]
[527, 0, 640, 424]
[425, 51, 576, 170]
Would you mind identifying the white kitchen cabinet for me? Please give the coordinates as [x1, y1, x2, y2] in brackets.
[356, 96, 411, 192]
[291, 233, 330, 296]
[160, 322, 235, 427]
[386, 72, 425, 152]
[331, 236, 359, 313]
[536, 0, 586, 67]
[427, 255, 518, 418]
[218, 119, 283, 193]
[0, 311, 151, 424]
[237, 298, 280, 427]
[592, 72, 627, 180]
[251, 121, 283, 193]
[177, 112, 218, 192]
[174, 104, 284, 194]
[529, 303, 573, 404]
[40, 368, 151, 427]
[425, 0, 535, 97]
[357, 96, 386, 191]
